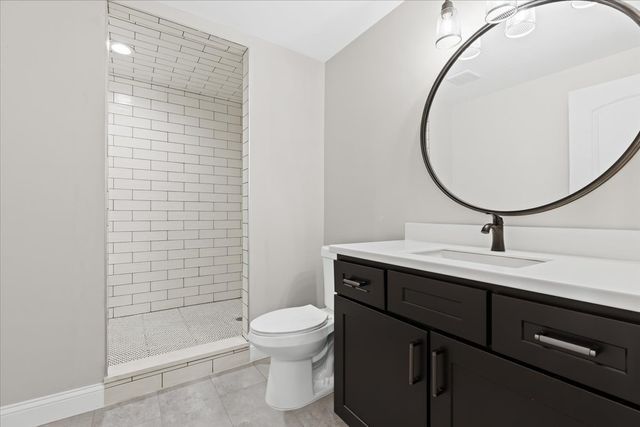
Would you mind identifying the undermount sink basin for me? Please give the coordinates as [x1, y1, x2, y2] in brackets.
[412, 249, 546, 268]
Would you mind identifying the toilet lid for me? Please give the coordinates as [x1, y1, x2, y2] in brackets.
[250, 305, 328, 336]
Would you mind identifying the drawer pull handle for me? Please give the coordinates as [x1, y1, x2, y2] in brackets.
[431, 349, 445, 397]
[409, 341, 422, 385]
[342, 278, 369, 293]
[534, 333, 598, 357]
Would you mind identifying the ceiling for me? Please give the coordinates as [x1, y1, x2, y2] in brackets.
[158, 0, 403, 62]
[108, 2, 246, 102]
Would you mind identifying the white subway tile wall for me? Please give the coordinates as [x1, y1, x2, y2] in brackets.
[107, 2, 245, 103]
[107, 77, 243, 317]
[106, 3, 247, 318]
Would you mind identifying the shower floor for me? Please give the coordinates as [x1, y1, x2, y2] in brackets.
[108, 299, 242, 367]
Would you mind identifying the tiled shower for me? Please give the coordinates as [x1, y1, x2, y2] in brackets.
[105, 2, 249, 366]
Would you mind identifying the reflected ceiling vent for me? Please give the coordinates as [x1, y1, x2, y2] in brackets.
[445, 70, 481, 86]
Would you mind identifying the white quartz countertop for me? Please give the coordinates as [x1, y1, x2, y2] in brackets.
[329, 240, 640, 314]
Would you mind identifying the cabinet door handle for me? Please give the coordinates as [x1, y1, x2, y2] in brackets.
[534, 333, 598, 357]
[409, 341, 422, 385]
[431, 349, 445, 397]
[342, 278, 369, 293]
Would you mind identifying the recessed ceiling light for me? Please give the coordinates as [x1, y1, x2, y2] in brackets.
[110, 42, 132, 55]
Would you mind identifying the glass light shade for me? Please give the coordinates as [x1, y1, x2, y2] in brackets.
[485, 1, 518, 23]
[505, 8, 536, 38]
[571, 1, 596, 8]
[110, 42, 132, 55]
[459, 38, 482, 60]
[436, 3, 462, 49]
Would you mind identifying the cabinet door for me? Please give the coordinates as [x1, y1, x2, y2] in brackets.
[430, 332, 640, 427]
[335, 295, 428, 427]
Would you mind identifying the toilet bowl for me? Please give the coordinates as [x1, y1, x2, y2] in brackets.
[248, 246, 336, 411]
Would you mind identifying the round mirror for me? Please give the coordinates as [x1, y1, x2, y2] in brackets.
[421, 0, 640, 215]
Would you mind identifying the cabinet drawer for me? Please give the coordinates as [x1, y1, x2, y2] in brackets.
[493, 294, 640, 406]
[388, 271, 487, 345]
[334, 260, 385, 309]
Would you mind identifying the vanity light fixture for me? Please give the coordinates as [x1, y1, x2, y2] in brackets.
[110, 42, 132, 55]
[436, 0, 462, 49]
[571, 1, 596, 8]
[505, 7, 536, 38]
[485, 1, 519, 24]
[460, 39, 482, 60]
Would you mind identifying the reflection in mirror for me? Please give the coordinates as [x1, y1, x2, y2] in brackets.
[426, 1, 640, 212]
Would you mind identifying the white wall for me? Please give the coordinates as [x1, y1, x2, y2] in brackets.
[1, 1, 107, 405]
[325, 1, 640, 246]
[124, 2, 326, 319]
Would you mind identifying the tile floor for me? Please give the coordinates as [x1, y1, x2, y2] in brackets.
[43, 360, 346, 427]
[109, 300, 242, 366]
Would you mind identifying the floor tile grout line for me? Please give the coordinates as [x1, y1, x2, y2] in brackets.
[209, 374, 236, 426]
[211, 363, 271, 427]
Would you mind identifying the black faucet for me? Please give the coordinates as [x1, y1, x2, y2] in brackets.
[481, 214, 505, 252]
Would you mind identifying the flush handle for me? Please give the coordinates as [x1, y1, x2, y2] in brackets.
[342, 278, 369, 293]
[534, 333, 598, 357]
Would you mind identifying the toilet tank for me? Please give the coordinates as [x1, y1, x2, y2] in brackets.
[321, 246, 337, 310]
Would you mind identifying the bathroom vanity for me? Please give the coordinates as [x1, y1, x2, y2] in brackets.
[330, 225, 640, 426]
[330, 0, 640, 424]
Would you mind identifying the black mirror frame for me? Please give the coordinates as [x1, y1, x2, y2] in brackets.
[420, 0, 640, 216]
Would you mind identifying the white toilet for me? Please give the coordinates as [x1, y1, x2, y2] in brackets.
[248, 246, 336, 411]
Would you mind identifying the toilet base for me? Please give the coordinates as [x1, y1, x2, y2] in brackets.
[265, 359, 312, 410]
[264, 346, 334, 411]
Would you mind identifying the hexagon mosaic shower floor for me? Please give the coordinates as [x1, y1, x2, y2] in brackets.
[108, 299, 242, 366]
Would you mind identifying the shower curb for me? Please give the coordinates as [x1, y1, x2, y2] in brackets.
[104, 336, 250, 406]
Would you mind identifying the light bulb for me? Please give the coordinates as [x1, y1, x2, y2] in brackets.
[505, 7, 536, 38]
[485, 1, 518, 23]
[460, 39, 482, 60]
[436, 1, 462, 49]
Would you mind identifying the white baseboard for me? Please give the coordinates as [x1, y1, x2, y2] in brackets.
[0, 383, 104, 427]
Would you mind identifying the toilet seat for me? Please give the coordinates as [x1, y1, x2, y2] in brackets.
[251, 305, 328, 336]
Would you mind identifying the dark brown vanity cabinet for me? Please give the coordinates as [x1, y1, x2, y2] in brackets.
[387, 271, 487, 345]
[334, 260, 386, 310]
[334, 295, 428, 427]
[430, 332, 640, 427]
[334, 257, 640, 426]
[492, 294, 640, 406]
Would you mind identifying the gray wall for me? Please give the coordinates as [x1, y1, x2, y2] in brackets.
[1, 1, 107, 405]
[324, 1, 640, 245]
